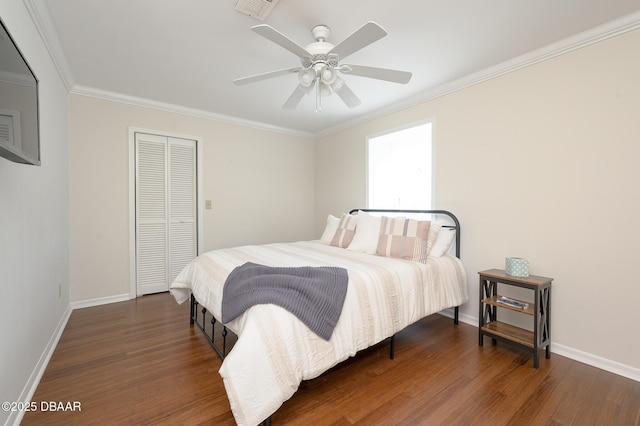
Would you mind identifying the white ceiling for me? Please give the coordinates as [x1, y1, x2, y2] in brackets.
[29, 0, 640, 136]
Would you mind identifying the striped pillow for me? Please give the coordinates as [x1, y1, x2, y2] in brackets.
[376, 216, 431, 263]
[330, 213, 357, 248]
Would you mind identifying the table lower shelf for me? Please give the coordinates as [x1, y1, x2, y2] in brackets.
[481, 321, 534, 348]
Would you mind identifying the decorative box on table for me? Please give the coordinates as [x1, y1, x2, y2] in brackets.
[505, 257, 529, 277]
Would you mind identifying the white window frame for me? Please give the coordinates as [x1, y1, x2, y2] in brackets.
[366, 119, 435, 210]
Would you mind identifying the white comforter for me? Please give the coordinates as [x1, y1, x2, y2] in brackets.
[170, 241, 468, 426]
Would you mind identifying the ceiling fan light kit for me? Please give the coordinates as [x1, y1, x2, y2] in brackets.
[298, 68, 316, 87]
[234, 21, 412, 112]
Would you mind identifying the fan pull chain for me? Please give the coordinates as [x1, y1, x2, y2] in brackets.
[315, 78, 322, 113]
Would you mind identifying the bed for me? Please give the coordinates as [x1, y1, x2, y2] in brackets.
[170, 209, 468, 425]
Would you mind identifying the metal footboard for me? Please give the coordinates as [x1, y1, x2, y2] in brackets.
[190, 294, 235, 360]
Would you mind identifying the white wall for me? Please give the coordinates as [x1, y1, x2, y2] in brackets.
[68, 95, 315, 303]
[316, 28, 640, 375]
[0, 2, 70, 425]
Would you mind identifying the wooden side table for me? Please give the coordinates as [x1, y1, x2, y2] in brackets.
[478, 269, 553, 368]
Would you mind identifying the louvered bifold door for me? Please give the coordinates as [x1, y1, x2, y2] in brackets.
[136, 134, 169, 295]
[135, 133, 197, 295]
[168, 137, 197, 283]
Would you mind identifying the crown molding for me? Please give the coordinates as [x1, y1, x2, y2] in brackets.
[24, 0, 75, 91]
[316, 10, 640, 138]
[70, 85, 314, 139]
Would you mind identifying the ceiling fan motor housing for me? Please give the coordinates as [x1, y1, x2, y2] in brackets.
[298, 26, 341, 91]
[303, 24, 338, 66]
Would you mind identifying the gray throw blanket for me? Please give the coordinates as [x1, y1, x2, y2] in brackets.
[221, 262, 349, 340]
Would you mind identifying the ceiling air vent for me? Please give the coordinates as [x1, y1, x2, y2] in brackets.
[234, 0, 279, 21]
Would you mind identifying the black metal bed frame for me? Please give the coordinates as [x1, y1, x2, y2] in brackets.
[190, 295, 234, 359]
[188, 209, 462, 424]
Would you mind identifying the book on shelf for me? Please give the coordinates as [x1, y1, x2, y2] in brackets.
[497, 296, 529, 310]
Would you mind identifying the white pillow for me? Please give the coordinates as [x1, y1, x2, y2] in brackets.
[347, 211, 382, 254]
[319, 214, 340, 244]
[426, 221, 442, 254]
[429, 228, 456, 257]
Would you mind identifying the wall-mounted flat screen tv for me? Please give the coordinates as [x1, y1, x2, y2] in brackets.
[0, 17, 40, 166]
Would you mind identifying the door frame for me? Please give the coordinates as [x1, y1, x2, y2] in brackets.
[128, 126, 204, 299]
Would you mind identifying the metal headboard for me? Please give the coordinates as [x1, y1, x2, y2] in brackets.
[348, 209, 461, 259]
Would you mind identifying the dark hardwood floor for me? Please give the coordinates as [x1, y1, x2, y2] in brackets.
[23, 293, 640, 425]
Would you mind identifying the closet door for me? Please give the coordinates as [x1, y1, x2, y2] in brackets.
[135, 133, 197, 295]
[168, 137, 197, 283]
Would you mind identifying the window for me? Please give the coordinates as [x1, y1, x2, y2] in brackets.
[367, 121, 433, 210]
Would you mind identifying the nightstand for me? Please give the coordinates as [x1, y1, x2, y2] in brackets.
[478, 269, 553, 368]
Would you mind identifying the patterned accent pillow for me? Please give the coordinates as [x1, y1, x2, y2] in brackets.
[330, 213, 358, 248]
[376, 216, 431, 263]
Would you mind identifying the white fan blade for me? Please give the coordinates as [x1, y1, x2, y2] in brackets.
[251, 24, 310, 59]
[283, 85, 307, 109]
[234, 67, 301, 85]
[335, 83, 361, 108]
[329, 22, 387, 60]
[341, 64, 412, 84]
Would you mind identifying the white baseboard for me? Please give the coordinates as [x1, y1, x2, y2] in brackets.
[444, 309, 640, 383]
[70, 293, 132, 310]
[6, 294, 131, 425]
[552, 342, 640, 382]
[438, 307, 476, 326]
[7, 304, 72, 426]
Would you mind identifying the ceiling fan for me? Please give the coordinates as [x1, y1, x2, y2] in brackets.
[233, 22, 412, 112]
